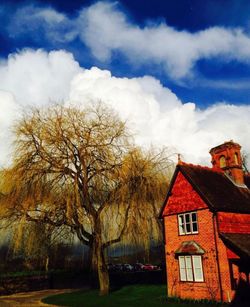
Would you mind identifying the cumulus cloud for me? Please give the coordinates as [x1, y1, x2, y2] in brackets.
[0, 49, 250, 168]
[0, 49, 82, 106]
[68, 67, 250, 164]
[0, 91, 20, 166]
[4, 2, 250, 80]
[0, 49, 82, 166]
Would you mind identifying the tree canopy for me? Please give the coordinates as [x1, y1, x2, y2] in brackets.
[0, 103, 173, 295]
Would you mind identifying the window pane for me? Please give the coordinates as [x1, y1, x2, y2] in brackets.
[191, 212, 197, 221]
[179, 256, 185, 268]
[192, 221, 198, 232]
[192, 256, 204, 282]
[179, 256, 186, 281]
[180, 268, 187, 281]
[186, 222, 191, 233]
[191, 212, 198, 233]
[185, 256, 193, 281]
[178, 215, 185, 235]
[186, 268, 193, 281]
[194, 268, 203, 281]
[185, 214, 190, 223]
[185, 256, 192, 268]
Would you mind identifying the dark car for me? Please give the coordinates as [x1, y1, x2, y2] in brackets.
[113, 264, 124, 272]
[134, 262, 145, 271]
[122, 263, 134, 272]
[107, 263, 116, 271]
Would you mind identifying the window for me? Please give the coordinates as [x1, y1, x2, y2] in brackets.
[219, 155, 226, 168]
[178, 212, 198, 235]
[179, 255, 204, 282]
[234, 153, 239, 165]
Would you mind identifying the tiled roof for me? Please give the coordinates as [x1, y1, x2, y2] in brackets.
[220, 233, 250, 259]
[179, 164, 250, 214]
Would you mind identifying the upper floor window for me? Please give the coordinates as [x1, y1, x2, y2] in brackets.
[178, 212, 198, 235]
[179, 255, 204, 282]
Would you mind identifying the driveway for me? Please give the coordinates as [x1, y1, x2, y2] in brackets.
[0, 289, 76, 306]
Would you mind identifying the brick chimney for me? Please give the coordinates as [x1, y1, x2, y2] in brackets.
[209, 141, 244, 185]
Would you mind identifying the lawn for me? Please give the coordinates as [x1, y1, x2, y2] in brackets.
[42, 285, 226, 307]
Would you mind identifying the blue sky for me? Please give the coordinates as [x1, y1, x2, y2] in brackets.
[0, 0, 250, 166]
[2, 0, 250, 107]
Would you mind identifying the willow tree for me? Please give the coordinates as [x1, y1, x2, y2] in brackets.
[108, 147, 172, 257]
[9, 220, 72, 271]
[0, 104, 172, 295]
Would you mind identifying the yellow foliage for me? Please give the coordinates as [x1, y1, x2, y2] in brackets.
[0, 103, 173, 266]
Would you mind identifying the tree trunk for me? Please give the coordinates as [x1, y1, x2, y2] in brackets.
[45, 256, 49, 272]
[91, 235, 110, 296]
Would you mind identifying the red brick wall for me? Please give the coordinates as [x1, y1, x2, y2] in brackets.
[163, 172, 236, 302]
[210, 142, 244, 185]
[213, 215, 236, 302]
[217, 212, 250, 234]
[165, 209, 224, 301]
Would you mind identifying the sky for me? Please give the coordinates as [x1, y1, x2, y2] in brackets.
[0, 0, 250, 166]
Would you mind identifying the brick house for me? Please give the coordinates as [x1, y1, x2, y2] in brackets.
[160, 141, 250, 303]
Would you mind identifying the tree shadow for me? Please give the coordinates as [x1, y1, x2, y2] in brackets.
[231, 275, 250, 307]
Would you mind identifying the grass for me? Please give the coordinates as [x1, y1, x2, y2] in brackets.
[42, 285, 227, 307]
[0, 270, 47, 278]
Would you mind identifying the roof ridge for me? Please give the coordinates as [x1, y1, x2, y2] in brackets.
[179, 162, 223, 173]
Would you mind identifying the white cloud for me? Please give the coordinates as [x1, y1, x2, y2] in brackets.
[0, 49, 82, 167]
[80, 2, 250, 79]
[68, 67, 182, 146]
[78, 2, 250, 79]
[0, 49, 250, 168]
[0, 91, 20, 166]
[67, 66, 250, 164]
[0, 49, 82, 106]
[4, 2, 250, 80]
[8, 5, 78, 43]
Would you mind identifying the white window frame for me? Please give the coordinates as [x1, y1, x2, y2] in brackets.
[178, 255, 204, 282]
[178, 211, 198, 235]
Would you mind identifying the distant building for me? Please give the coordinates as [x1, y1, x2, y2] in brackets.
[161, 141, 250, 303]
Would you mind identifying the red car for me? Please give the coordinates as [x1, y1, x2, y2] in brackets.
[142, 264, 158, 271]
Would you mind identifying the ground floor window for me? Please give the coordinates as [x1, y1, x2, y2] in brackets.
[179, 255, 204, 282]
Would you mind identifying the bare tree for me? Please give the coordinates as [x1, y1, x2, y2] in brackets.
[0, 104, 172, 295]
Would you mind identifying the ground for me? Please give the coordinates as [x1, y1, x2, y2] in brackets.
[0, 289, 75, 306]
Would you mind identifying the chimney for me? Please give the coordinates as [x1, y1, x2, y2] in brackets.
[209, 140, 244, 185]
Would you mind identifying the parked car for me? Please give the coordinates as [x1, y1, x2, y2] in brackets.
[122, 264, 134, 272]
[142, 264, 158, 271]
[107, 263, 116, 271]
[134, 262, 145, 271]
[113, 264, 124, 272]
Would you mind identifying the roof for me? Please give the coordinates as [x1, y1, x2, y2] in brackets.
[220, 233, 250, 259]
[244, 174, 250, 189]
[209, 140, 241, 154]
[175, 241, 205, 255]
[161, 163, 250, 215]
